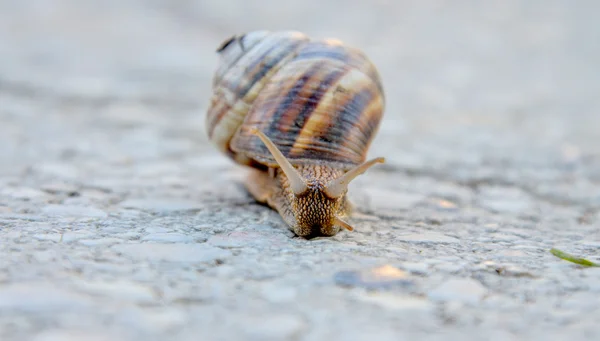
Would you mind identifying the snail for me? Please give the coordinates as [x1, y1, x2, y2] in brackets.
[206, 30, 385, 237]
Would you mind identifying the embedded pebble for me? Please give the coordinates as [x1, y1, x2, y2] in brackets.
[112, 243, 232, 263]
[429, 198, 460, 211]
[41, 205, 108, 218]
[428, 278, 488, 304]
[334, 265, 416, 290]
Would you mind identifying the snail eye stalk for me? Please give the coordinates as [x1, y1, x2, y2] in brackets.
[250, 128, 308, 196]
[323, 157, 385, 198]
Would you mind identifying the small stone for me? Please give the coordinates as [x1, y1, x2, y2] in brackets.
[428, 278, 488, 304]
[241, 314, 306, 340]
[72, 279, 158, 304]
[141, 232, 194, 243]
[120, 198, 203, 214]
[112, 243, 232, 263]
[41, 205, 108, 218]
[397, 232, 459, 244]
[334, 265, 415, 290]
[433, 198, 459, 211]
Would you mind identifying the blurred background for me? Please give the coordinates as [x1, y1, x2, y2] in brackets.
[0, 0, 600, 164]
[2, 0, 599, 203]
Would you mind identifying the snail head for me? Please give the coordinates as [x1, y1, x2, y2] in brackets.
[250, 128, 384, 236]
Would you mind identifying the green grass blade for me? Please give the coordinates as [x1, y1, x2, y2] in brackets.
[550, 248, 599, 267]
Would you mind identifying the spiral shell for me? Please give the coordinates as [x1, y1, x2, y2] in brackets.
[206, 30, 385, 171]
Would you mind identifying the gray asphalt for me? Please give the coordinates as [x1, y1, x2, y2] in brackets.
[1, 1, 599, 340]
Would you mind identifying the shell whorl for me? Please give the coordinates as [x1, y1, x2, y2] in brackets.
[206, 30, 385, 171]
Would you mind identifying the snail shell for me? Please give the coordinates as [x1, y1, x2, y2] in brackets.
[206, 30, 385, 237]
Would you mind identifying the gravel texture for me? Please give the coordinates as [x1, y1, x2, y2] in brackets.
[1, 1, 599, 340]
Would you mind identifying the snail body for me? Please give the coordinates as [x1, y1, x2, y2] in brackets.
[206, 30, 385, 237]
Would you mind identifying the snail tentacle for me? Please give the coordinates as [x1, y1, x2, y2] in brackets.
[323, 157, 385, 199]
[250, 128, 308, 196]
[334, 216, 354, 232]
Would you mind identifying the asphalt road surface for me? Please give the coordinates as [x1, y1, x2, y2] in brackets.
[1, 1, 599, 340]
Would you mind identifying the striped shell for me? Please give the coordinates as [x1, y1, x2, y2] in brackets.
[206, 30, 385, 171]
